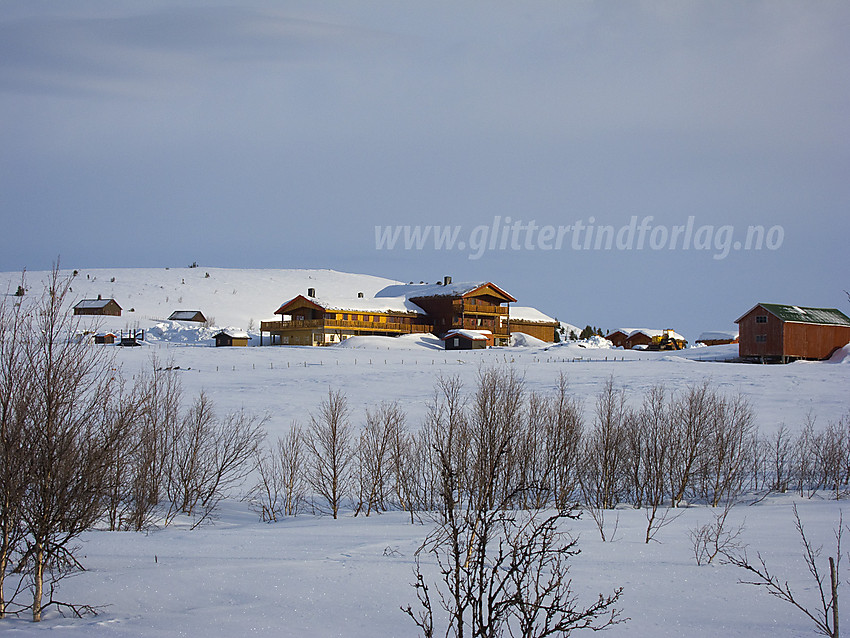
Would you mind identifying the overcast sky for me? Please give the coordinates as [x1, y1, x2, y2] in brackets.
[1, 1, 848, 338]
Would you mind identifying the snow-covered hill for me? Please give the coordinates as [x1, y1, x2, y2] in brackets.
[1, 267, 405, 334]
[1, 267, 582, 344]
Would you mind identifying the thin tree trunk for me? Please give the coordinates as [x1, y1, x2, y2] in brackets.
[32, 541, 43, 622]
[830, 556, 839, 638]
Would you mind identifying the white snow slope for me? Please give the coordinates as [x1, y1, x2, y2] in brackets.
[0, 267, 848, 637]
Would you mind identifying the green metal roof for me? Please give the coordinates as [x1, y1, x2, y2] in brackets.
[759, 303, 850, 326]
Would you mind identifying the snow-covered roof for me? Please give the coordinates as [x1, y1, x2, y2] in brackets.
[441, 329, 491, 341]
[627, 329, 687, 341]
[608, 328, 640, 337]
[276, 294, 426, 316]
[511, 306, 557, 324]
[75, 298, 119, 309]
[736, 303, 850, 327]
[697, 330, 738, 341]
[215, 330, 250, 339]
[169, 310, 205, 321]
[375, 281, 516, 302]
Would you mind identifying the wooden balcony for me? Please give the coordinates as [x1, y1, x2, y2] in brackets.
[452, 300, 508, 315]
[261, 319, 323, 331]
[261, 318, 432, 335]
[324, 319, 432, 334]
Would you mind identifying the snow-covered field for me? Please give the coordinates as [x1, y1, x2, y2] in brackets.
[2, 268, 849, 636]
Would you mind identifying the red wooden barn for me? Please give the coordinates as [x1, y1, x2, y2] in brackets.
[735, 303, 850, 363]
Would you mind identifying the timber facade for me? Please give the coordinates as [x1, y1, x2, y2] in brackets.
[405, 281, 516, 346]
[74, 296, 122, 317]
[736, 303, 850, 363]
[261, 295, 431, 346]
[509, 306, 559, 343]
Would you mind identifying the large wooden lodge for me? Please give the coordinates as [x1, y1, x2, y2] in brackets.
[259, 277, 560, 347]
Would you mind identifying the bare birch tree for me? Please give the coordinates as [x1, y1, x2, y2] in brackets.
[305, 389, 354, 519]
[579, 378, 629, 541]
[0, 276, 30, 617]
[249, 423, 306, 522]
[667, 382, 712, 507]
[18, 265, 124, 621]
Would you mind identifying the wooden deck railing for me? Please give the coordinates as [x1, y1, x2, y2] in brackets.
[260, 319, 433, 334]
[452, 300, 509, 315]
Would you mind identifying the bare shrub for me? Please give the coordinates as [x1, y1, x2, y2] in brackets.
[689, 502, 746, 566]
[354, 402, 403, 516]
[723, 505, 842, 638]
[699, 393, 755, 507]
[627, 386, 683, 543]
[546, 373, 583, 510]
[250, 423, 306, 522]
[667, 382, 713, 508]
[579, 378, 629, 540]
[405, 370, 624, 637]
[164, 391, 266, 526]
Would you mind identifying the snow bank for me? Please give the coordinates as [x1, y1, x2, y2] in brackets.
[828, 342, 850, 364]
[542, 335, 614, 351]
[146, 321, 253, 346]
[331, 333, 443, 350]
[510, 332, 547, 348]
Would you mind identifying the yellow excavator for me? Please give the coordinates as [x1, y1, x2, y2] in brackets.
[647, 329, 687, 351]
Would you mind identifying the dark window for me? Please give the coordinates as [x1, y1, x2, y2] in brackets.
[755, 315, 768, 324]
[755, 335, 767, 343]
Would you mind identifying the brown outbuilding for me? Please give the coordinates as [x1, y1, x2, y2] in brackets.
[214, 330, 250, 347]
[169, 310, 207, 323]
[441, 329, 490, 350]
[73, 296, 122, 316]
[735, 303, 850, 363]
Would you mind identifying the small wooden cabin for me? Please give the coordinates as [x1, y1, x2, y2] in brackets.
[735, 303, 850, 363]
[605, 330, 631, 349]
[169, 310, 207, 323]
[74, 296, 122, 317]
[94, 332, 117, 345]
[214, 330, 250, 347]
[442, 329, 489, 350]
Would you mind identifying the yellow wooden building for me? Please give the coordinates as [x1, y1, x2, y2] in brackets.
[260, 292, 431, 346]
